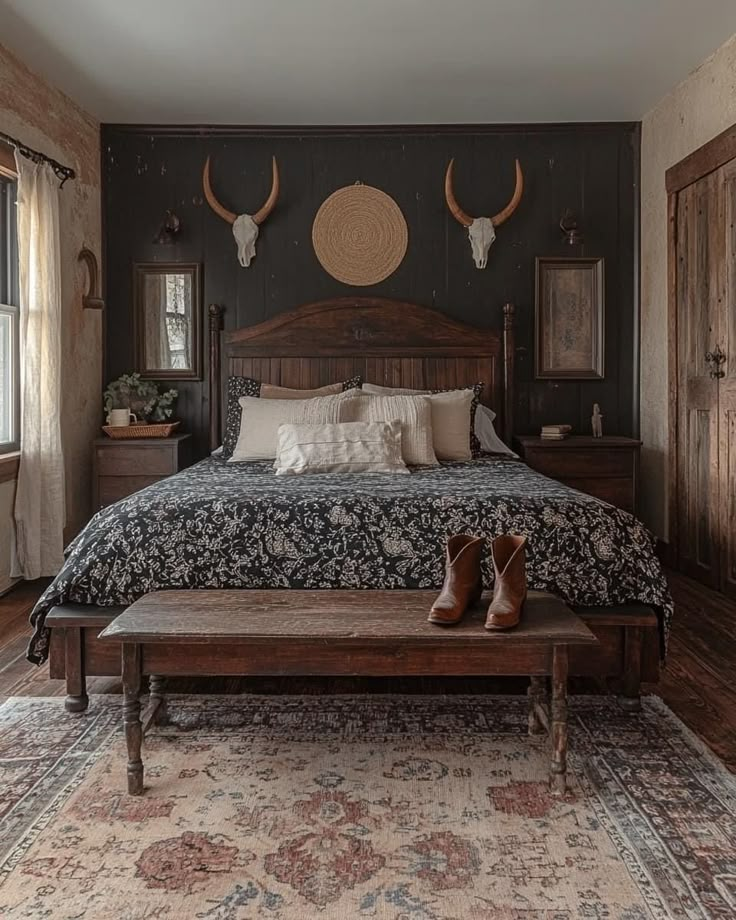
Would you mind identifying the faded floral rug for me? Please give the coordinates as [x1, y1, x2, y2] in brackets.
[0, 695, 734, 919]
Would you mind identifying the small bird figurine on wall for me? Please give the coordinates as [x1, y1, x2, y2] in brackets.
[591, 403, 603, 438]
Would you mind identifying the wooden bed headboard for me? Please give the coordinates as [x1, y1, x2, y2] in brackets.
[208, 297, 515, 451]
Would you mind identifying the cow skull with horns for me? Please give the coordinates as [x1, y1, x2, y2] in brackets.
[444, 158, 523, 268]
[202, 156, 280, 267]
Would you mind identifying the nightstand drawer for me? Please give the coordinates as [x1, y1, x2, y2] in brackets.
[96, 446, 176, 477]
[99, 476, 163, 507]
[514, 436, 641, 515]
[560, 477, 635, 512]
[93, 434, 192, 511]
[524, 448, 633, 479]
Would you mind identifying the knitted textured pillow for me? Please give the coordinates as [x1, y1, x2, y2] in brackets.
[229, 393, 351, 462]
[340, 393, 438, 466]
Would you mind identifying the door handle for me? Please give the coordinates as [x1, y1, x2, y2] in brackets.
[705, 345, 726, 379]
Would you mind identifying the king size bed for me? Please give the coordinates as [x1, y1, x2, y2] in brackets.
[29, 297, 671, 709]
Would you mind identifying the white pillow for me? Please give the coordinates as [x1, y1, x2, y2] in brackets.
[229, 393, 348, 461]
[274, 421, 409, 476]
[340, 393, 438, 466]
[424, 390, 474, 461]
[475, 405, 517, 456]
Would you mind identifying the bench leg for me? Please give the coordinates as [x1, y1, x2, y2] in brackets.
[123, 644, 144, 795]
[148, 675, 168, 727]
[527, 676, 547, 735]
[550, 645, 569, 796]
[618, 626, 643, 713]
[64, 627, 88, 713]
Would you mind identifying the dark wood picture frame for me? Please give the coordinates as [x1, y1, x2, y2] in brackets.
[535, 256, 604, 379]
[133, 262, 202, 381]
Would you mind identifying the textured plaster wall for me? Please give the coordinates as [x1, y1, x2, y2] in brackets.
[640, 32, 736, 539]
[0, 42, 101, 590]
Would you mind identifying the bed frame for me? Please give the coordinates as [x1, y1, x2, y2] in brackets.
[46, 296, 660, 710]
[208, 296, 516, 450]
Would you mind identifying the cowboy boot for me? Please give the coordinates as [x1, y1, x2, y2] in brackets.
[428, 535, 484, 626]
[485, 535, 527, 630]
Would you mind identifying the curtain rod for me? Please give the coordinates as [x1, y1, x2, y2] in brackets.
[0, 131, 76, 186]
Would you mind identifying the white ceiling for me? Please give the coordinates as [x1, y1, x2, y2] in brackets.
[0, 0, 734, 124]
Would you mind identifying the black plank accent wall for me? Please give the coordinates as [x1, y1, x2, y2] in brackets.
[102, 123, 639, 458]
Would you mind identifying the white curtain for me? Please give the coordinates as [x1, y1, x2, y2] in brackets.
[11, 153, 65, 579]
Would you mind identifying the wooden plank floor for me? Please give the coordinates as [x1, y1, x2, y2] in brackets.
[1, 572, 735, 771]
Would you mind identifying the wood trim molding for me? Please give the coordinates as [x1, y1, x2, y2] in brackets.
[665, 122, 736, 193]
[103, 121, 639, 139]
[666, 192, 679, 559]
[0, 141, 17, 179]
[0, 452, 20, 483]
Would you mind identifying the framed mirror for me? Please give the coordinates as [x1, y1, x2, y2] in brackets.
[133, 262, 202, 380]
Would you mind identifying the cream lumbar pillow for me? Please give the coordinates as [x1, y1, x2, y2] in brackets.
[340, 393, 438, 466]
[229, 393, 348, 461]
[274, 420, 409, 476]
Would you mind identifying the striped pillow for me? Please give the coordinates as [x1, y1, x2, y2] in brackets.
[340, 393, 438, 466]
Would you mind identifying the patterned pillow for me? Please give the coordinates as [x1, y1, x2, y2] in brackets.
[221, 375, 362, 459]
[362, 381, 484, 457]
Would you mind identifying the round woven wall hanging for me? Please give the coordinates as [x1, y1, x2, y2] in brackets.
[312, 183, 408, 286]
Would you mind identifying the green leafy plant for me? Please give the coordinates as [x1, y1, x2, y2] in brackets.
[103, 373, 178, 423]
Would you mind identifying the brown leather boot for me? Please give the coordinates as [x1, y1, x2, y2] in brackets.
[485, 535, 527, 630]
[428, 535, 484, 625]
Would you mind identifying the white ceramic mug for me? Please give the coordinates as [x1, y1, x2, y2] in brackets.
[107, 409, 138, 427]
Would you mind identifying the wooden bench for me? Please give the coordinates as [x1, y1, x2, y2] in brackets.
[98, 589, 597, 796]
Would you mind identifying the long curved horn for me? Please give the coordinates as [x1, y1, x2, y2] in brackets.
[491, 159, 523, 226]
[444, 158, 474, 228]
[203, 156, 236, 225]
[252, 156, 279, 226]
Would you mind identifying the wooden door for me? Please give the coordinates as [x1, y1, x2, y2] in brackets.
[675, 170, 722, 587]
[720, 159, 736, 598]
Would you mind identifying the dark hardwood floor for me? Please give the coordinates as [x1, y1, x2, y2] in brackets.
[1, 572, 734, 771]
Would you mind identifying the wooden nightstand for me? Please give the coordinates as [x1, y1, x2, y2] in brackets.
[514, 435, 641, 514]
[92, 434, 192, 511]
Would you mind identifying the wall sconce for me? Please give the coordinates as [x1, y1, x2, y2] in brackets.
[78, 248, 104, 310]
[559, 209, 583, 246]
[153, 210, 181, 245]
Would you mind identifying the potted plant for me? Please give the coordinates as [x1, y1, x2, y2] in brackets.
[103, 373, 178, 425]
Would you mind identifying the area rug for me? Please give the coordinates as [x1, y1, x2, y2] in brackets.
[0, 695, 734, 919]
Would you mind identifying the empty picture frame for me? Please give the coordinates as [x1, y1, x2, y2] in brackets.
[535, 256, 604, 379]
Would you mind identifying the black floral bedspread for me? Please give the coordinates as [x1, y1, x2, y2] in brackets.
[27, 457, 673, 664]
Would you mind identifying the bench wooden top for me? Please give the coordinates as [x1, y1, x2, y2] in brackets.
[98, 590, 597, 647]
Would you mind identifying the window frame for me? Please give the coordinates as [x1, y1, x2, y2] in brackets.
[0, 145, 20, 458]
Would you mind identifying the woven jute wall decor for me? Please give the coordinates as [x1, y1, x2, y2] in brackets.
[312, 183, 408, 286]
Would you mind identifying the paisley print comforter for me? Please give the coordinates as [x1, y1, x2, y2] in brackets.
[27, 457, 673, 664]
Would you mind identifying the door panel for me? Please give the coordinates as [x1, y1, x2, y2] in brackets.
[676, 176, 721, 587]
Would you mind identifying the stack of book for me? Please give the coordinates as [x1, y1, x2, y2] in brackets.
[540, 424, 572, 440]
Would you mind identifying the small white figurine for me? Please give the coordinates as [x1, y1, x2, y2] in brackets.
[591, 404, 603, 438]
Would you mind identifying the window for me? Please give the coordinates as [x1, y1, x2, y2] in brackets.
[0, 168, 19, 454]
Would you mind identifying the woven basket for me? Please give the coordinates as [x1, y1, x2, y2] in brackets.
[312, 183, 408, 286]
[102, 421, 180, 439]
